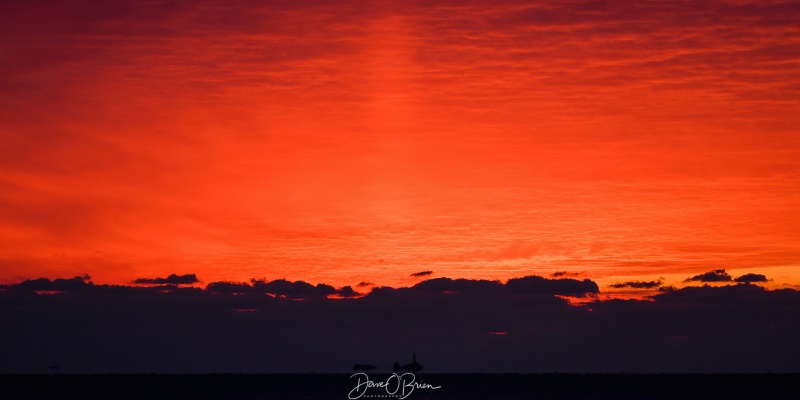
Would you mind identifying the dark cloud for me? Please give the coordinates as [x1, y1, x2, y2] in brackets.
[410, 277, 503, 294]
[11, 275, 92, 292]
[609, 278, 664, 289]
[394, 275, 599, 298]
[410, 270, 433, 277]
[205, 279, 351, 299]
[133, 273, 198, 285]
[653, 282, 800, 305]
[658, 285, 677, 293]
[356, 282, 373, 287]
[505, 276, 599, 297]
[735, 273, 768, 283]
[335, 285, 359, 298]
[205, 281, 252, 294]
[252, 279, 336, 299]
[684, 269, 733, 283]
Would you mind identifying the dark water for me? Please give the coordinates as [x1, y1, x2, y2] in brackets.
[1, 373, 798, 399]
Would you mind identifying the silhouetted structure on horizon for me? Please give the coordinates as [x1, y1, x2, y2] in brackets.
[401, 353, 424, 373]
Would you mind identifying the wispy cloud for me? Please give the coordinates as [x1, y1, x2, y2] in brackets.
[609, 278, 664, 289]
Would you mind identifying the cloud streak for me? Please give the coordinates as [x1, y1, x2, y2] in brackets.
[609, 278, 664, 289]
[133, 273, 199, 285]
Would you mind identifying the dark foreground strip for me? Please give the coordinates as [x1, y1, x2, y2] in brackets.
[0, 373, 798, 400]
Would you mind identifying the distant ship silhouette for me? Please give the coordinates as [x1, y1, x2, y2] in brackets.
[352, 363, 377, 371]
[394, 353, 424, 373]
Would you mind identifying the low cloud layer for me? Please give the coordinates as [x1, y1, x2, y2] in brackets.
[1, 274, 798, 374]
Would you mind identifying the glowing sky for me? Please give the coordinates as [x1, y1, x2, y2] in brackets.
[1, 0, 799, 291]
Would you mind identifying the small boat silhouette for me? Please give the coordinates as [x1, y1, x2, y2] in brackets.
[352, 363, 377, 371]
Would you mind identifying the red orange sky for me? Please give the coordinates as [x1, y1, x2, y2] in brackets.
[1, 0, 799, 293]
